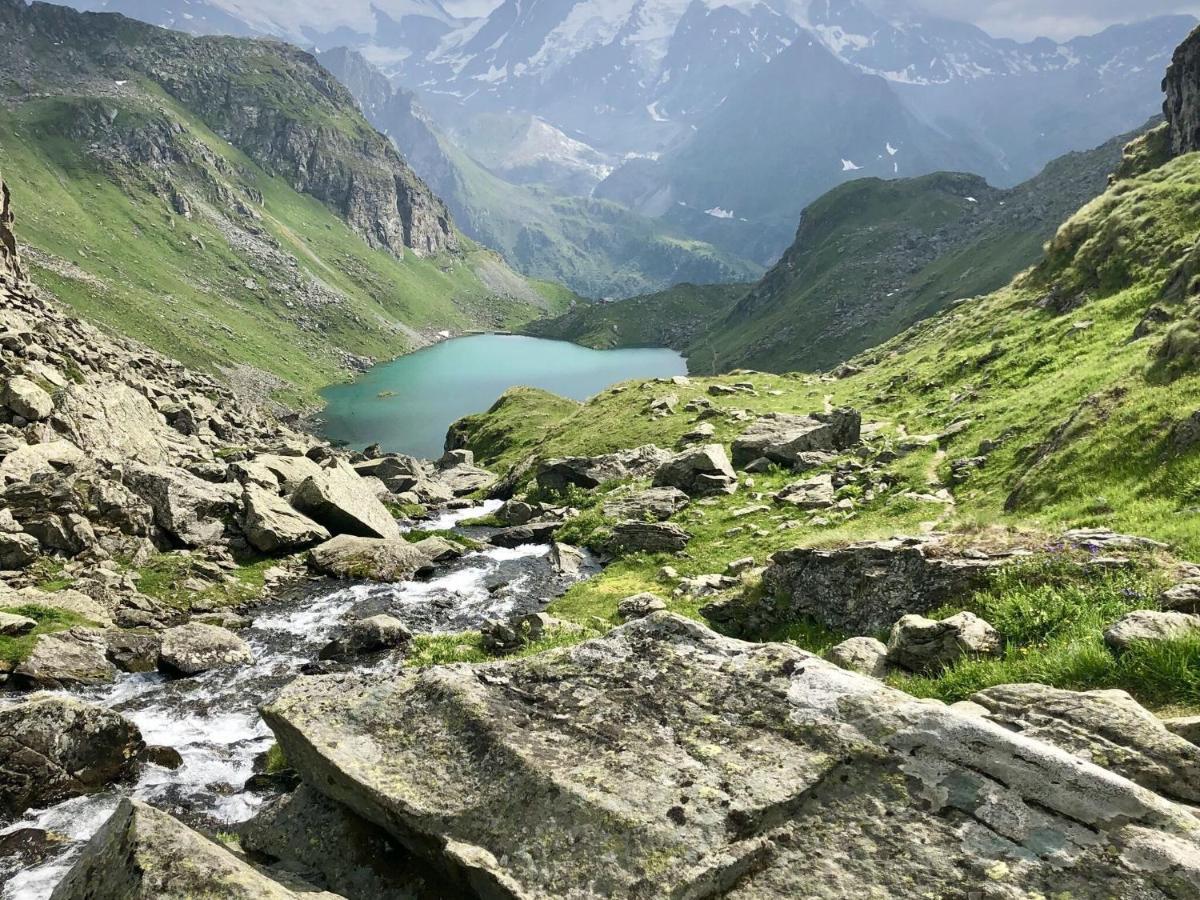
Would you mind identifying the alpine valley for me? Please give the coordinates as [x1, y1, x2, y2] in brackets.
[2, 0, 1200, 899]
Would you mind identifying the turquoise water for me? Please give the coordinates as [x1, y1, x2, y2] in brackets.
[318, 334, 687, 459]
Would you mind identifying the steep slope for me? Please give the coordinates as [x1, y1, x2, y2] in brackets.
[319, 47, 762, 298]
[534, 126, 1135, 373]
[0, 1, 567, 406]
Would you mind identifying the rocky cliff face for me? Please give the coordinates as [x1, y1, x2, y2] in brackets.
[0, 171, 19, 285]
[0, 0, 455, 259]
[1164, 23, 1200, 156]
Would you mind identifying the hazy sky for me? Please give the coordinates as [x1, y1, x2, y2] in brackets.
[913, 1, 1200, 40]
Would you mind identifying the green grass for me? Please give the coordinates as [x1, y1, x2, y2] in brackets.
[0, 604, 93, 665]
[133, 554, 275, 611]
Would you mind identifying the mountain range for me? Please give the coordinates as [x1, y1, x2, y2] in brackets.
[67, 0, 1196, 281]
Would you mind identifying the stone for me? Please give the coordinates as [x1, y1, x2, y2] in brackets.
[677, 422, 715, 446]
[410, 535, 463, 562]
[0, 528, 39, 568]
[2, 375, 52, 421]
[292, 460, 401, 540]
[1160, 580, 1200, 612]
[0, 586, 113, 627]
[345, 614, 411, 654]
[254, 453, 325, 495]
[676, 574, 738, 597]
[49, 798, 335, 899]
[240, 486, 330, 553]
[123, 464, 238, 547]
[143, 745, 184, 770]
[726, 557, 755, 575]
[241, 784, 434, 900]
[601, 486, 690, 521]
[158, 622, 253, 676]
[309, 534, 430, 582]
[825, 636, 889, 678]
[887, 611, 1002, 673]
[0, 610, 36, 636]
[548, 541, 586, 577]
[0, 439, 84, 483]
[436, 461, 497, 497]
[774, 473, 835, 509]
[487, 521, 560, 548]
[55, 382, 174, 465]
[104, 630, 161, 673]
[535, 445, 670, 495]
[971, 683, 1200, 805]
[263, 614, 1200, 899]
[1165, 716, 1200, 745]
[0, 694, 143, 817]
[1104, 610, 1200, 651]
[731, 409, 861, 468]
[616, 592, 668, 620]
[652, 444, 738, 496]
[608, 521, 691, 554]
[12, 628, 116, 689]
[479, 612, 565, 653]
[497, 499, 535, 526]
[759, 537, 1003, 634]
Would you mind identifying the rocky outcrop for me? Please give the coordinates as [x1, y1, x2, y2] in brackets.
[601, 486, 690, 521]
[535, 445, 671, 495]
[124, 464, 239, 548]
[1164, 23, 1200, 157]
[0, 168, 20, 284]
[308, 534, 430, 582]
[240, 487, 330, 554]
[971, 683, 1200, 805]
[264, 614, 1200, 898]
[49, 798, 336, 899]
[0, 694, 143, 817]
[607, 521, 691, 554]
[12, 628, 116, 689]
[731, 409, 860, 468]
[756, 536, 1005, 634]
[292, 460, 402, 540]
[652, 444, 738, 496]
[158, 623, 253, 676]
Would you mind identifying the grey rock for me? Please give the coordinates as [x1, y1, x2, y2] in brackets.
[608, 521, 691, 554]
[159, 622, 253, 676]
[2, 375, 52, 421]
[652, 444, 738, 496]
[0, 528, 40, 568]
[676, 573, 738, 597]
[497, 499, 535, 526]
[263, 614, 1200, 899]
[104, 630, 161, 673]
[548, 541, 586, 577]
[0, 694, 143, 817]
[887, 611, 1002, 673]
[824, 636, 889, 678]
[731, 409, 861, 468]
[774, 473, 835, 509]
[0, 439, 84, 484]
[254, 453, 325, 495]
[759, 537, 1003, 634]
[309, 534, 430, 582]
[49, 798, 334, 900]
[1166, 716, 1200, 745]
[410, 535, 463, 563]
[54, 382, 174, 465]
[1104, 610, 1200, 651]
[1160, 580, 1200, 613]
[972, 683, 1200, 805]
[487, 521, 560, 548]
[601, 486, 690, 521]
[292, 460, 402, 539]
[345, 614, 411, 654]
[616, 592, 668, 620]
[0, 610, 36, 636]
[123, 464, 238, 547]
[240, 486, 330, 553]
[535, 445, 670, 494]
[12, 628, 116, 689]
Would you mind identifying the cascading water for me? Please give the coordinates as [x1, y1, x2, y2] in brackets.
[0, 503, 596, 898]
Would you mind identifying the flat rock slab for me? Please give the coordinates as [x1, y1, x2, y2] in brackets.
[264, 614, 1200, 899]
[50, 798, 340, 899]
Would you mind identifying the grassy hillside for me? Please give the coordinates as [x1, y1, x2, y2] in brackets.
[455, 143, 1200, 711]
[0, 5, 570, 407]
[537, 129, 1135, 375]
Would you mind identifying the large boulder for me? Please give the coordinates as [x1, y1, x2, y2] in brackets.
[11, 628, 116, 689]
[263, 614, 1200, 899]
[240, 487, 330, 553]
[309, 534, 430, 582]
[0, 439, 84, 484]
[601, 486, 690, 522]
[158, 622, 252, 676]
[1104, 610, 1200, 650]
[651, 445, 737, 496]
[607, 521, 691, 554]
[123, 464, 238, 547]
[971, 683, 1200, 805]
[0, 609, 36, 636]
[2, 375, 52, 421]
[0, 694, 143, 817]
[731, 409, 861, 468]
[54, 382, 174, 465]
[887, 611, 1002, 673]
[824, 636, 889, 678]
[251, 453, 324, 495]
[535, 445, 670, 495]
[774, 473, 835, 509]
[759, 537, 1004, 634]
[241, 784, 436, 900]
[487, 521, 560, 548]
[49, 798, 337, 899]
[292, 460, 401, 540]
[0, 585, 113, 627]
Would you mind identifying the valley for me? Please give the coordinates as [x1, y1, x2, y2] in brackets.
[2, 1, 1200, 899]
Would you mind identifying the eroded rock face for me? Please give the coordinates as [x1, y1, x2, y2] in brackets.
[758, 537, 1004, 634]
[971, 683, 1200, 805]
[0, 694, 143, 817]
[731, 409, 861, 468]
[607, 521, 691, 554]
[1165, 23, 1200, 157]
[264, 614, 1200, 899]
[123, 464, 238, 547]
[49, 798, 334, 900]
